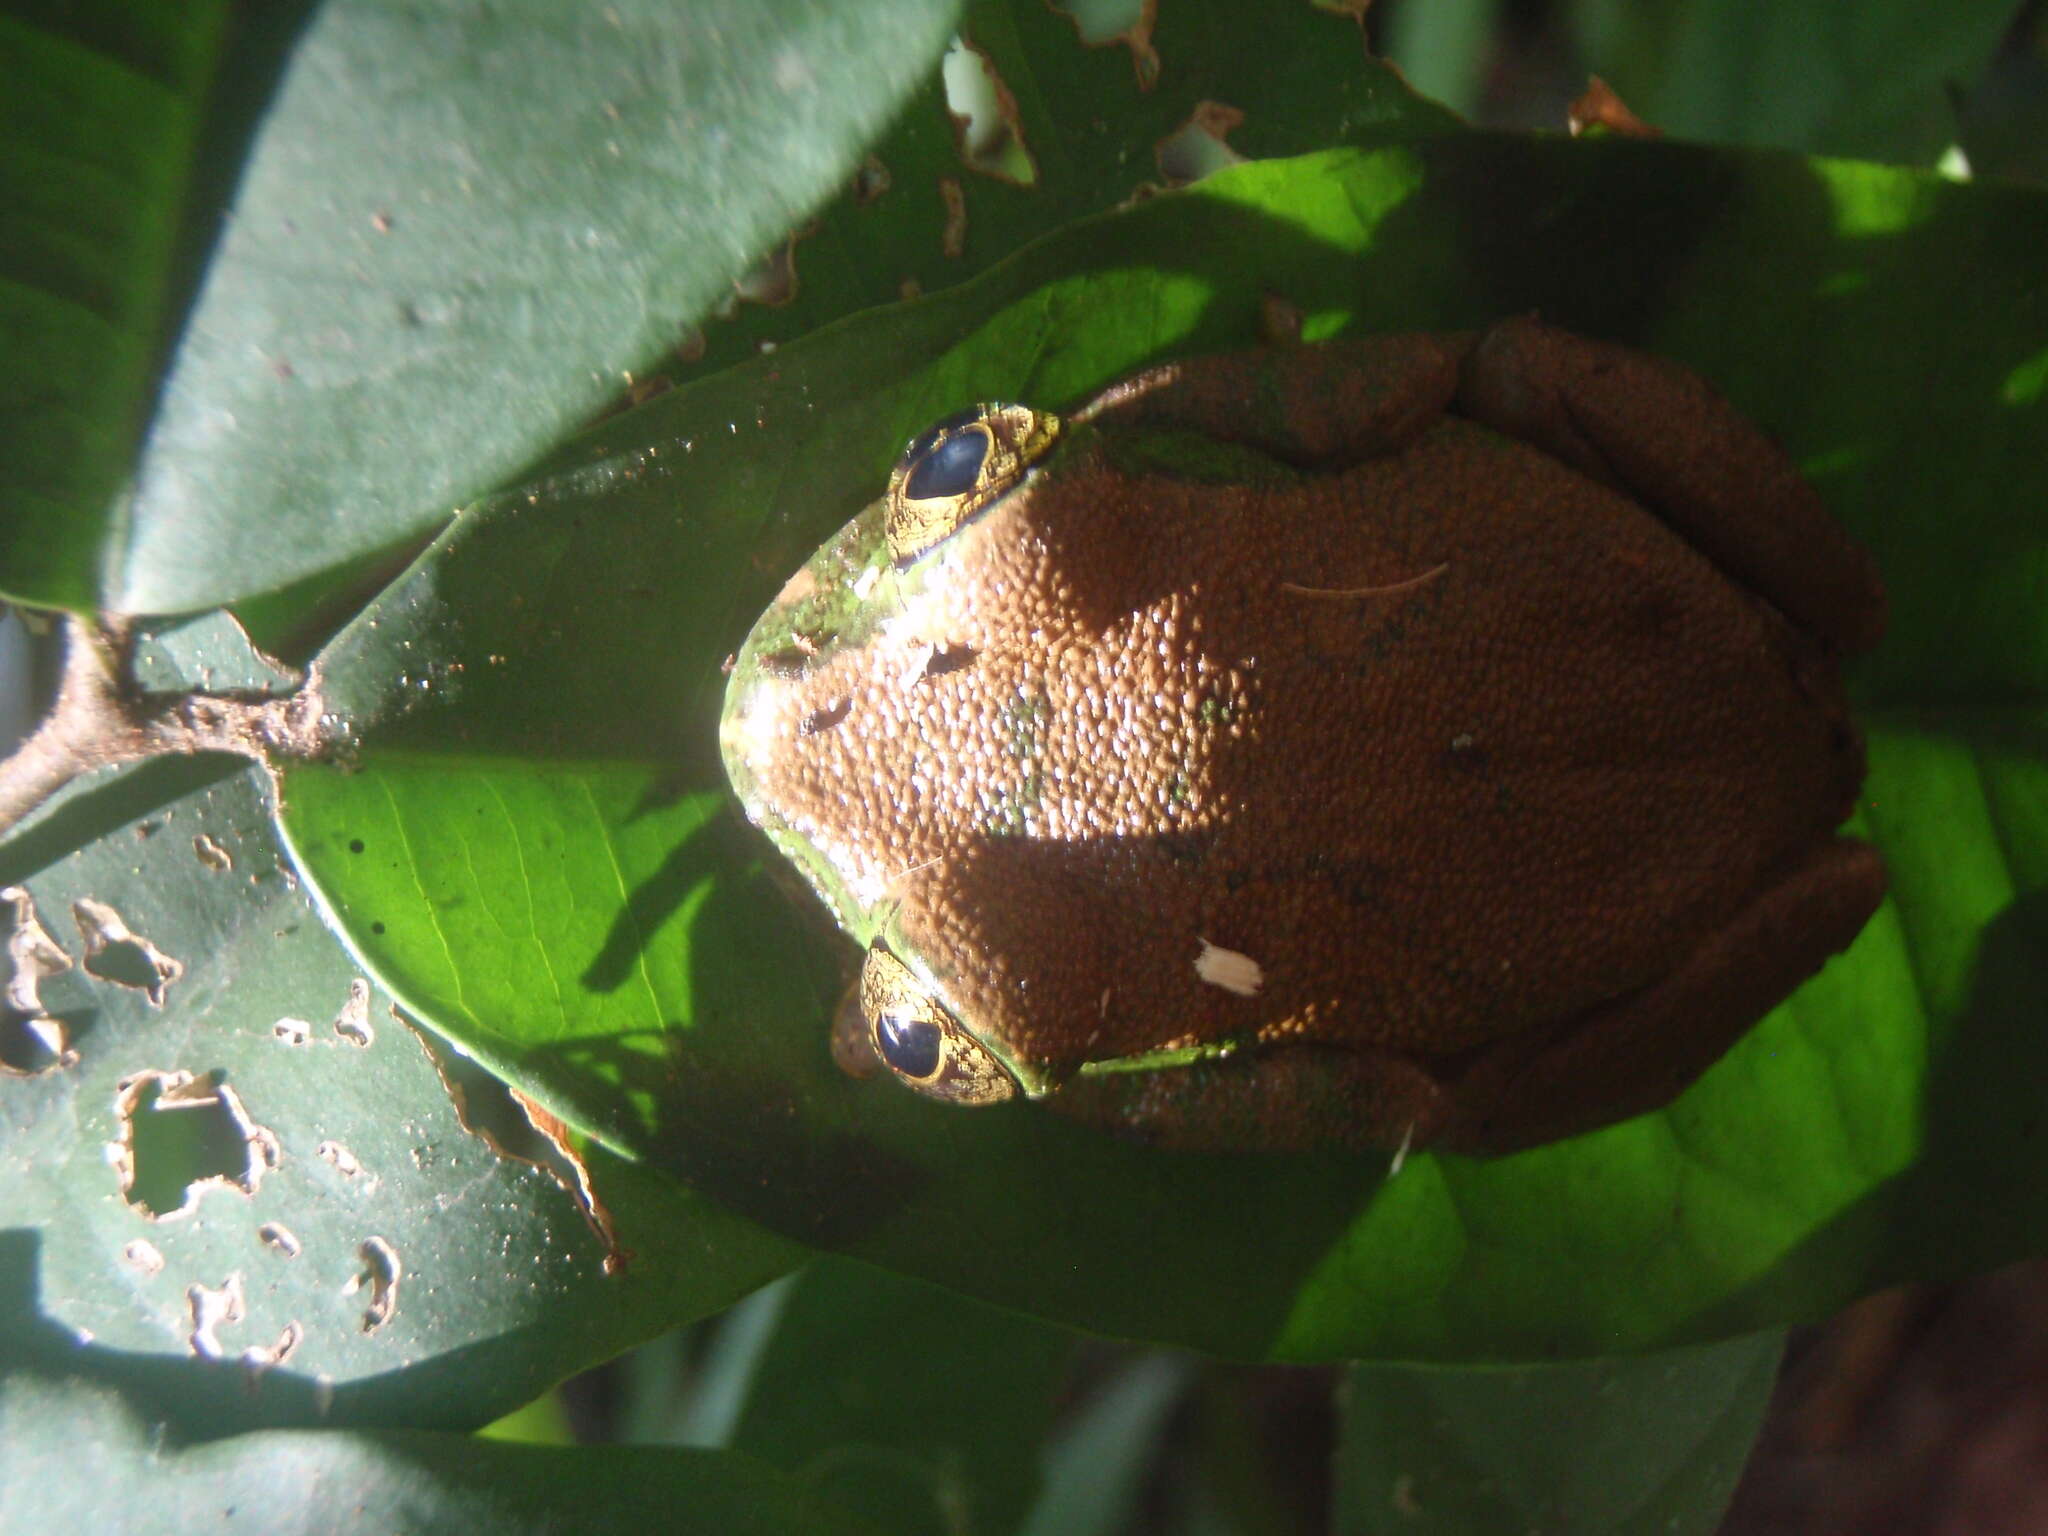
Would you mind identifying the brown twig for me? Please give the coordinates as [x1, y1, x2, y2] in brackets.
[0, 615, 336, 836]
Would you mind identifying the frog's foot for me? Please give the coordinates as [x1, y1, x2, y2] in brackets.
[1455, 317, 1888, 656]
[1435, 837, 1887, 1156]
[1046, 1041, 1451, 1156]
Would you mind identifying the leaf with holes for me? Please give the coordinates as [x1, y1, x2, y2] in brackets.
[675, 0, 1459, 378]
[0, 1374, 888, 1536]
[0, 757, 801, 1434]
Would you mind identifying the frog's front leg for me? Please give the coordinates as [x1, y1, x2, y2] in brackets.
[1456, 317, 1888, 656]
[1075, 332, 1467, 467]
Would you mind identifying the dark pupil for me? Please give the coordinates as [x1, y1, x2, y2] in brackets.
[904, 426, 990, 502]
[875, 1010, 942, 1080]
[901, 408, 982, 465]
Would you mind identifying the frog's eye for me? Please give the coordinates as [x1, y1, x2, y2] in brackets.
[858, 944, 1017, 1106]
[885, 402, 1062, 566]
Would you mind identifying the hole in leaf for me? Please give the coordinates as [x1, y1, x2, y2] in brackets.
[941, 37, 1037, 185]
[113, 1070, 266, 1219]
[733, 234, 802, 307]
[348, 1236, 402, 1332]
[1156, 101, 1249, 186]
[3, 886, 72, 1015]
[186, 1272, 246, 1359]
[1, 1012, 75, 1076]
[333, 977, 374, 1047]
[1047, 0, 1160, 90]
[72, 898, 183, 1006]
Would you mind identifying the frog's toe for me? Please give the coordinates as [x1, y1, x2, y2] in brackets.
[1436, 837, 1887, 1156]
[1457, 316, 1887, 656]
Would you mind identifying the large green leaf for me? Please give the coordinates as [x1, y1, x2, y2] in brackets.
[0, 753, 801, 1437]
[272, 135, 2048, 1361]
[0, 1, 227, 611]
[0, 1373, 887, 1536]
[676, 0, 1458, 379]
[2, 0, 962, 617]
[1333, 1334, 1782, 1533]
[1572, 0, 2016, 163]
[722, 1257, 1071, 1536]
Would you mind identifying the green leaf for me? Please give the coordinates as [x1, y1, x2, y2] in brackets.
[0, 1373, 887, 1536]
[1332, 1334, 1783, 1534]
[723, 1257, 1072, 1536]
[0, 1, 228, 611]
[275, 134, 2048, 1362]
[677, 0, 1457, 379]
[1572, 0, 2015, 162]
[0, 754, 801, 1435]
[3, 0, 962, 617]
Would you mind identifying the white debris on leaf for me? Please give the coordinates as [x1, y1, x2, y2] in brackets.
[1194, 938, 1263, 996]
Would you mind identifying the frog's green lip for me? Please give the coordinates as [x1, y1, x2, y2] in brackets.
[1075, 1041, 1249, 1077]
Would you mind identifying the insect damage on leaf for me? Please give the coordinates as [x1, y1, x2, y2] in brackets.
[347, 1236, 402, 1333]
[111, 1070, 274, 1219]
[942, 36, 1037, 186]
[72, 897, 184, 1006]
[186, 1272, 246, 1359]
[332, 977, 373, 1047]
[2, 887, 76, 1076]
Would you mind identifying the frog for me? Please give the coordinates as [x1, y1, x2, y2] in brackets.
[718, 317, 1888, 1155]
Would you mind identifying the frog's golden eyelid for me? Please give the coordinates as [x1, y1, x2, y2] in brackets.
[858, 944, 1017, 1106]
[884, 403, 1062, 566]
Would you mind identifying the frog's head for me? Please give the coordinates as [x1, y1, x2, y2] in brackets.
[721, 401, 1088, 1108]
